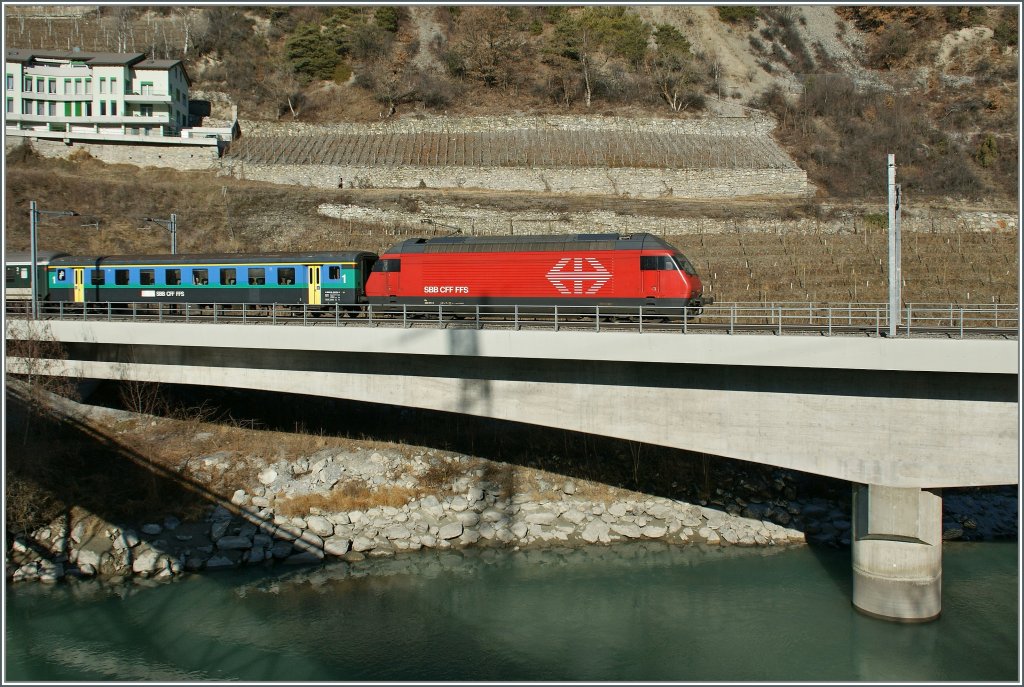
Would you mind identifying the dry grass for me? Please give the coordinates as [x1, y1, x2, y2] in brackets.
[275, 483, 420, 517]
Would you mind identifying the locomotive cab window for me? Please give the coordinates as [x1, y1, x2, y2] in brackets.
[165, 269, 181, 286]
[277, 267, 295, 285]
[140, 269, 155, 286]
[192, 268, 209, 285]
[248, 268, 265, 285]
[91, 270, 106, 285]
[673, 253, 697, 276]
[220, 268, 237, 285]
[115, 269, 130, 285]
[372, 259, 401, 272]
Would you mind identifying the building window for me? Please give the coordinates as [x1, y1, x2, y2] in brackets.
[99, 77, 105, 94]
[141, 81, 153, 95]
[84, 102, 92, 116]
[84, 79, 92, 94]
[48, 79, 56, 93]
[111, 101, 117, 116]
[141, 104, 153, 117]
[6, 74, 12, 90]
[48, 102, 55, 116]
[22, 100, 31, 114]
[74, 79, 82, 95]
[36, 101, 44, 115]
[110, 77, 116, 94]
[65, 102, 71, 117]
[100, 101, 106, 116]
[64, 79, 71, 94]
[23, 76, 31, 91]
[6, 98, 12, 113]
[36, 77, 44, 92]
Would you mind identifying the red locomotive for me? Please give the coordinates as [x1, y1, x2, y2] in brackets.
[364, 233, 710, 313]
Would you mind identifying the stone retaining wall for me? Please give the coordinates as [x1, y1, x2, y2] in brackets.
[319, 201, 1019, 236]
[228, 162, 809, 200]
[8, 136, 220, 170]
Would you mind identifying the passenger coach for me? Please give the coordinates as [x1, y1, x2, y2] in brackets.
[44, 251, 378, 309]
[364, 233, 711, 313]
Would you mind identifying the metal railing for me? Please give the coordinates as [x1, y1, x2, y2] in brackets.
[5, 300, 1018, 338]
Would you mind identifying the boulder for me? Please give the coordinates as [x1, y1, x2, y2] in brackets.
[324, 536, 351, 556]
[216, 536, 253, 550]
[305, 516, 335, 538]
[437, 522, 464, 540]
[581, 519, 611, 543]
[258, 468, 278, 486]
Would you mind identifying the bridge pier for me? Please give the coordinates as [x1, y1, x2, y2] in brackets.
[851, 484, 942, 622]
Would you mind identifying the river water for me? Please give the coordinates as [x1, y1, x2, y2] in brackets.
[4, 541, 1018, 682]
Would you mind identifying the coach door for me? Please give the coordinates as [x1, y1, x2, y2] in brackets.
[73, 268, 85, 303]
[307, 265, 321, 305]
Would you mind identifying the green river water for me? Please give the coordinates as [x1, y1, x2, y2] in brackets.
[4, 541, 1018, 682]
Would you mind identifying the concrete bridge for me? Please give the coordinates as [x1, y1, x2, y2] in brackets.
[6, 318, 1018, 622]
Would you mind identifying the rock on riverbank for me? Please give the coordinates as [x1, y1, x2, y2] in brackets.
[6, 445, 1017, 584]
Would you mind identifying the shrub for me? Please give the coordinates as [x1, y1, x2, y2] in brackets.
[975, 134, 998, 168]
[717, 6, 758, 26]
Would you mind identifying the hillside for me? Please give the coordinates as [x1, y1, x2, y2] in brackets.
[4, 5, 1019, 199]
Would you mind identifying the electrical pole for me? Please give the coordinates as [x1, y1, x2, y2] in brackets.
[887, 154, 902, 337]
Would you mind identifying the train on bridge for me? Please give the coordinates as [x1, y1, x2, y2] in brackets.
[5, 233, 710, 317]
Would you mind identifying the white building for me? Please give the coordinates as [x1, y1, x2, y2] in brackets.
[5, 47, 192, 138]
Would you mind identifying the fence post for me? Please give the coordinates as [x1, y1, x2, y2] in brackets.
[554, 305, 559, 332]
[960, 308, 964, 339]
[639, 306, 644, 334]
[905, 304, 912, 336]
[476, 305, 481, 330]
[682, 306, 687, 334]
[730, 303, 735, 335]
[828, 308, 832, 337]
[514, 304, 519, 331]
[595, 305, 600, 333]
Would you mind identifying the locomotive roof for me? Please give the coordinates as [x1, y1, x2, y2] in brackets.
[385, 232, 679, 255]
[48, 250, 377, 267]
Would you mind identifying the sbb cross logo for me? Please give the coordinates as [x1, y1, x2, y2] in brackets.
[546, 257, 611, 295]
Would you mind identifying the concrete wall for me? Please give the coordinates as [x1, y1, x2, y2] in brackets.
[7, 320, 1018, 489]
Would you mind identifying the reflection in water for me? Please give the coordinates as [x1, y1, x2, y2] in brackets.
[5, 542, 1018, 682]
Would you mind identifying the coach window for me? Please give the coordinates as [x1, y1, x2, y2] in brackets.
[220, 268, 237, 285]
[248, 267, 265, 285]
[5, 266, 15, 283]
[91, 270, 106, 285]
[328, 265, 341, 280]
[192, 268, 209, 285]
[115, 269, 130, 285]
[277, 267, 295, 285]
[140, 269, 155, 286]
[165, 268, 181, 286]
